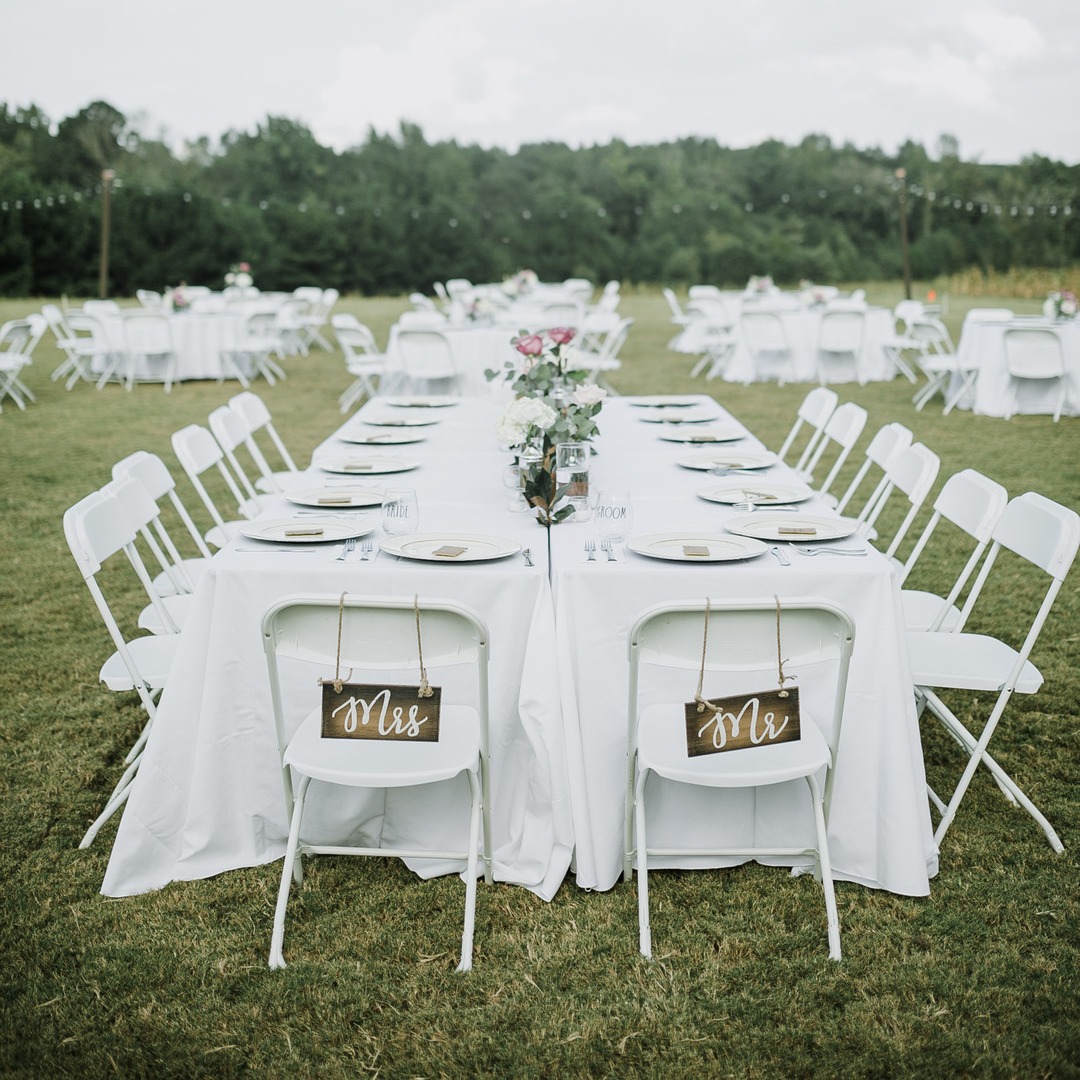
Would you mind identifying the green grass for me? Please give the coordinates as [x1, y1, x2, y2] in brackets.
[2, 287, 1079, 1077]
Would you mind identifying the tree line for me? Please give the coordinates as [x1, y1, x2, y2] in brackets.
[1, 100, 1077, 297]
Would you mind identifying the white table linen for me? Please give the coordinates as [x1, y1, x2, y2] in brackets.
[953, 313, 1080, 417]
[385, 322, 518, 396]
[549, 398, 937, 895]
[101, 400, 572, 900]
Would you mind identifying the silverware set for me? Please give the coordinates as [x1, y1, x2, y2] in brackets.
[584, 539, 619, 562]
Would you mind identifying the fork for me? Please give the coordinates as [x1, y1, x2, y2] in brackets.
[359, 538, 373, 561]
[796, 545, 867, 557]
[336, 537, 358, 561]
[585, 539, 596, 561]
[601, 539, 617, 562]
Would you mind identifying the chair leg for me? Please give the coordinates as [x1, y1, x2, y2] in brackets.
[456, 770, 483, 973]
[807, 776, 841, 961]
[634, 769, 652, 959]
[269, 774, 310, 969]
[78, 752, 143, 848]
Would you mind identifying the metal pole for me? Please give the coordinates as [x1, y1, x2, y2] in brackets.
[896, 168, 912, 301]
[98, 168, 114, 299]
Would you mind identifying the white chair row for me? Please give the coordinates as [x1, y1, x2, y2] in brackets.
[1, 314, 46, 411]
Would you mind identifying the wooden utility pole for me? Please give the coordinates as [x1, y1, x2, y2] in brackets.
[896, 168, 912, 301]
[98, 168, 115, 299]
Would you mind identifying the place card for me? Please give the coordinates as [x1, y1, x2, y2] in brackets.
[432, 544, 469, 558]
[284, 527, 325, 537]
[682, 544, 711, 558]
[778, 526, 816, 535]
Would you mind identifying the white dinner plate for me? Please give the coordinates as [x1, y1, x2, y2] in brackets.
[285, 487, 384, 509]
[240, 518, 376, 544]
[660, 425, 747, 444]
[319, 455, 420, 476]
[358, 414, 440, 427]
[627, 531, 768, 562]
[379, 532, 521, 563]
[630, 395, 702, 407]
[639, 408, 720, 424]
[676, 449, 777, 471]
[338, 431, 427, 446]
[696, 480, 813, 505]
[723, 513, 860, 542]
[382, 395, 459, 408]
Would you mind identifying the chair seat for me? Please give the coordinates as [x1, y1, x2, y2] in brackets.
[284, 703, 481, 787]
[901, 589, 961, 633]
[636, 702, 831, 788]
[151, 557, 210, 596]
[137, 593, 195, 635]
[99, 634, 179, 692]
[908, 632, 1043, 693]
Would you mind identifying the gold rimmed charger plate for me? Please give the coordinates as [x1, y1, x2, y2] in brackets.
[677, 449, 776, 470]
[723, 513, 859, 543]
[379, 532, 521, 563]
[319, 455, 419, 476]
[240, 518, 376, 544]
[382, 395, 459, 408]
[639, 408, 720, 424]
[285, 487, 384, 509]
[338, 430, 427, 445]
[697, 480, 813, 505]
[630, 395, 702, 407]
[359, 414, 440, 427]
[627, 531, 768, 562]
[660, 425, 747, 444]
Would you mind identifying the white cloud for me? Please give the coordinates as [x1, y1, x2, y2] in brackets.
[962, 9, 1047, 67]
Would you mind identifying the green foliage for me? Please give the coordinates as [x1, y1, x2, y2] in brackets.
[2, 101, 1079, 297]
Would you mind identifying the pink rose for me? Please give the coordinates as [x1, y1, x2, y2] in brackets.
[514, 334, 545, 357]
[239, 262, 250, 272]
[548, 326, 575, 345]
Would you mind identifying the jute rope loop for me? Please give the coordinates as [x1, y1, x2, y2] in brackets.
[694, 595, 794, 714]
[414, 593, 433, 698]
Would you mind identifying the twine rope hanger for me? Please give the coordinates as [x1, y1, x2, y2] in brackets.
[319, 591, 433, 698]
[694, 595, 793, 715]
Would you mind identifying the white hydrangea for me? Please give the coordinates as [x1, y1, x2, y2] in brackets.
[571, 383, 607, 408]
[496, 396, 558, 446]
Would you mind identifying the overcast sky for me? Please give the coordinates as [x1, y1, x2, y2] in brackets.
[5, 0, 1079, 164]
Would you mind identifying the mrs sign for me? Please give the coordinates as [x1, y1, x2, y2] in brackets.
[321, 683, 442, 742]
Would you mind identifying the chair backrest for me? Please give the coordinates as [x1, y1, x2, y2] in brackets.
[262, 594, 490, 765]
[1002, 328, 1066, 380]
[333, 316, 382, 360]
[662, 288, 685, 321]
[396, 310, 447, 329]
[0, 318, 34, 355]
[228, 390, 299, 478]
[835, 422, 912, 515]
[410, 292, 438, 312]
[907, 317, 955, 355]
[776, 386, 838, 467]
[897, 469, 1009, 625]
[542, 301, 583, 328]
[893, 300, 925, 332]
[208, 405, 263, 500]
[83, 299, 121, 317]
[861, 442, 941, 558]
[740, 310, 789, 353]
[171, 423, 258, 525]
[396, 329, 458, 381]
[800, 401, 867, 496]
[628, 598, 856, 804]
[123, 311, 173, 353]
[817, 310, 865, 351]
[113, 450, 214, 561]
[136, 289, 164, 309]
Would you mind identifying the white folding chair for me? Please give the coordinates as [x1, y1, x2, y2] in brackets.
[395, 329, 461, 395]
[577, 316, 631, 393]
[854, 442, 940, 558]
[119, 311, 179, 392]
[64, 489, 180, 847]
[112, 450, 213, 594]
[741, 310, 796, 383]
[171, 423, 265, 541]
[775, 387, 838, 474]
[815, 309, 867, 385]
[226, 391, 305, 493]
[832, 422, 912, 514]
[332, 313, 395, 411]
[625, 598, 856, 961]
[908, 492, 1080, 852]
[795, 401, 867, 498]
[207, 406, 292, 508]
[0, 317, 41, 410]
[226, 311, 287, 386]
[43, 303, 101, 388]
[909, 318, 958, 411]
[1002, 327, 1067, 423]
[262, 594, 492, 972]
[898, 469, 1008, 632]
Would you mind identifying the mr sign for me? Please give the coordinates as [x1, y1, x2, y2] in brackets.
[684, 688, 800, 756]
[321, 683, 441, 742]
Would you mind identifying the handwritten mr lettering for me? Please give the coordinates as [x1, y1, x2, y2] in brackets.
[684, 688, 800, 756]
[321, 683, 442, 742]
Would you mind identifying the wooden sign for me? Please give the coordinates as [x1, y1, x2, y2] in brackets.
[685, 687, 800, 756]
[321, 682, 441, 742]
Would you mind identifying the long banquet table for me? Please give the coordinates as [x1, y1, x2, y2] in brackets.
[101, 395, 937, 901]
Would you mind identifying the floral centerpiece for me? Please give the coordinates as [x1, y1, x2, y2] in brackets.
[166, 284, 190, 312]
[1043, 290, 1078, 320]
[225, 262, 254, 288]
[745, 274, 778, 295]
[501, 268, 539, 299]
[489, 327, 606, 526]
[468, 296, 497, 323]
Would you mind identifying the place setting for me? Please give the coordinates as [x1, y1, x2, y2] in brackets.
[629, 395, 703, 408]
[676, 448, 777, 471]
[358, 411, 442, 428]
[659, 424, 748, 444]
[695, 479, 813, 506]
[637, 406, 721, 424]
[382, 395, 460, 408]
[337, 429, 428, 446]
[624, 530, 769, 562]
[317, 453, 420, 476]
[722, 511, 863, 545]
[285, 486, 385, 509]
[234, 516, 377, 554]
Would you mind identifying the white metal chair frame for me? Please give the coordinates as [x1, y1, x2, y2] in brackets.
[741, 310, 796, 384]
[908, 492, 1080, 852]
[262, 594, 493, 972]
[898, 469, 1008, 633]
[1002, 327, 1067, 423]
[776, 387, 838, 474]
[395, 328, 461, 395]
[908, 318, 959, 411]
[797, 401, 867, 497]
[855, 442, 940, 559]
[624, 598, 857, 961]
[227, 391, 302, 492]
[332, 313, 394, 411]
[832, 422, 912, 515]
[815, 309, 867, 385]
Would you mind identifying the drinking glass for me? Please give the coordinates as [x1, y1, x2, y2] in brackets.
[595, 489, 634, 543]
[381, 488, 419, 536]
[556, 442, 590, 519]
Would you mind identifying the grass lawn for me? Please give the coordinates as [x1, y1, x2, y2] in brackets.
[1, 286, 1079, 1077]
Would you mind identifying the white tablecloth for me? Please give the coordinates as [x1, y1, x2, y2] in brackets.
[385, 323, 518, 396]
[101, 400, 572, 899]
[549, 399, 937, 895]
[953, 314, 1080, 417]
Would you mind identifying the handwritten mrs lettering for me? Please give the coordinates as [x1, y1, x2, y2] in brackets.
[684, 688, 800, 756]
[321, 683, 442, 742]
